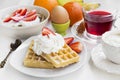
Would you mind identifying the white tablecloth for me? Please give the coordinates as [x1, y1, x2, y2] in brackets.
[0, 0, 120, 80]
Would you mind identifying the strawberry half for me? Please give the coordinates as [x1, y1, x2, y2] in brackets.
[3, 9, 22, 22]
[19, 8, 27, 16]
[42, 27, 55, 36]
[12, 9, 22, 16]
[11, 16, 24, 22]
[23, 14, 37, 21]
[69, 42, 82, 53]
[64, 37, 74, 45]
[3, 17, 12, 22]
[26, 10, 36, 17]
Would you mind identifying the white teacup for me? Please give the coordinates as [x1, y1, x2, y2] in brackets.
[102, 29, 120, 64]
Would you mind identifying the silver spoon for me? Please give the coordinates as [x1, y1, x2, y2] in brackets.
[0, 39, 22, 68]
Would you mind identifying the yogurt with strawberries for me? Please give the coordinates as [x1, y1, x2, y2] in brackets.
[33, 28, 65, 55]
[0, 8, 41, 27]
[1, 17, 40, 27]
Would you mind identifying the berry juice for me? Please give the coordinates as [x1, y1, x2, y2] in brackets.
[84, 11, 113, 36]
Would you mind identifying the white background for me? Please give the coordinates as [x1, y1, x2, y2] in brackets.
[0, 0, 120, 80]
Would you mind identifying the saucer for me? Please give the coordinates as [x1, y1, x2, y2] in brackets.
[71, 20, 102, 44]
[91, 44, 120, 75]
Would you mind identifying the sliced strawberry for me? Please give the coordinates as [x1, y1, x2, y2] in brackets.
[23, 14, 37, 21]
[12, 9, 22, 16]
[42, 27, 55, 36]
[3, 9, 22, 22]
[64, 37, 74, 45]
[19, 8, 27, 16]
[69, 42, 82, 53]
[3, 17, 12, 22]
[11, 16, 24, 22]
[26, 10, 36, 17]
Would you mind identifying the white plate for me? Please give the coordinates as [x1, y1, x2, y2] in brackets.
[91, 44, 120, 75]
[9, 35, 87, 78]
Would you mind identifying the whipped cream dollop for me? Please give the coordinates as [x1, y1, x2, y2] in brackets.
[33, 33, 65, 55]
[1, 16, 40, 27]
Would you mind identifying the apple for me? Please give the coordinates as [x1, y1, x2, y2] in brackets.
[57, 0, 83, 6]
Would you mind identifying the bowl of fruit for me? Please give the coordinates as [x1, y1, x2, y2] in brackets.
[0, 5, 50, 39]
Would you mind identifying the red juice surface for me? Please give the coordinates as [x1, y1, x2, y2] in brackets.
[84, 11, 113, 36]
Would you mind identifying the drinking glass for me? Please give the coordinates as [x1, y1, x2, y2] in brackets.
[83, 9, 118, 40]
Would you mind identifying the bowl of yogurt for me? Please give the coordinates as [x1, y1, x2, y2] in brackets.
[102, 29, 120, 64]
[0, 5, 50, 39]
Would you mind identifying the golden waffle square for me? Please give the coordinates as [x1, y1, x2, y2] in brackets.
[23, 41, 54, 69]
[41, 44, 80, 68]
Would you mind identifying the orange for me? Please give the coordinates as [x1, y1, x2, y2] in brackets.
[34, 0, 58, 13]
[63, 2, 83, 26]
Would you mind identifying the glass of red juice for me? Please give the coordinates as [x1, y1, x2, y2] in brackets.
[83, 9, 116, 39]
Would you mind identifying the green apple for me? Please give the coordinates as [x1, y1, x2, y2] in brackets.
[57, 0, 73, 6]
[57, 0, 83, 6]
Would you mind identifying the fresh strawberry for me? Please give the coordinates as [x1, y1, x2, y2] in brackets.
[12, 9, 22, 16]
[23, 14, 37, 21]
[26, 10, 36, 17]
[3, 17, 12, 22]
[42, 27, 55, 36]
[64, 37, 74, 45]
[19, 8, 27, 16]
[11, 16, 24, 22]
[69, 42, 82, 53]
[3, 9, 22, 22]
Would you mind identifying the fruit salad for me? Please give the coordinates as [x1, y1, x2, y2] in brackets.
[1, 8, 45, 27]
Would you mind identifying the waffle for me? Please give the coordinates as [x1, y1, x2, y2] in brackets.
[23, 41, 54, 69]
[41, 44, 80, 68]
